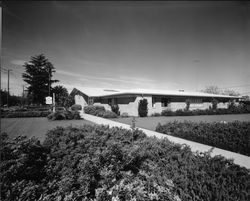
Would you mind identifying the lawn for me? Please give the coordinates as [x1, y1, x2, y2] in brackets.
[112, 113, 250, 131]
[1, 117, 95, 141]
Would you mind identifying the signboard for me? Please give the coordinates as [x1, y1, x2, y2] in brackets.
[45, 96, 52, 104]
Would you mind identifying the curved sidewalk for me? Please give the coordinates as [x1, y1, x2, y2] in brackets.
[82, 113, 250, 169]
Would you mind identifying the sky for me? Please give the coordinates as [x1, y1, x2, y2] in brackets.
[1, 1, 250, 96]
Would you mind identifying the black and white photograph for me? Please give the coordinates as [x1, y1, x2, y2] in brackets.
[1, 1, 250, 200]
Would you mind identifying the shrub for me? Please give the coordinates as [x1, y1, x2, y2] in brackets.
[102, 110, 118, 118]
[84, 105, 117, 118]
[156, 120, 250, 156]
[1, 126, 249, 201]
[71, 104, 82, 111]
[111, 104, 120, 115]
[151, 112, 161, 117]
[47, 110, 81, 120]
[3, 110, 51, 118]
[161, 109, 174, 116]
[121, 112, 129, 118]
[161, 104, 250, 116]
[0, 133, 48, 201]
[211, 98, 218, 110]
[138, 99, 148, 117]
[84, 105, 105, 115]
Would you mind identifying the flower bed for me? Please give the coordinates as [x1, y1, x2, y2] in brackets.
[1, 125, 249, 201]
[156, 121, 250, 156]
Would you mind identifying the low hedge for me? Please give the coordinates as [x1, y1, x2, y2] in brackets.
[161, 105, 250, 116]
[47, 110, 81, 120]
[71, 104, 82, 111]
[1, 126, 249, 201]
[84, 105, 117, 118]
[2, 110, 51, 118]
[156, 120, 250, 156]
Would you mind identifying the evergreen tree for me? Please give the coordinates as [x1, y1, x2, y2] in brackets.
[22, 54, 59, 105]
[138, 99, 148, 117]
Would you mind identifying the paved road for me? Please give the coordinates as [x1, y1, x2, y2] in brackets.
[112, 114, 250, 131]
[1, 117, 94, 141]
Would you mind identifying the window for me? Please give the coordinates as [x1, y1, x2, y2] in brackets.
[161, 98, 169, 107]
[88, 97, 94, 105]
[152, 97, 156, 108]
[189, 98, 203, 104]
[108, 98, 112, 105]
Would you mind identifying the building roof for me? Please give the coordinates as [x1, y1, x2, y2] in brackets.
[72, 87, 241, 99]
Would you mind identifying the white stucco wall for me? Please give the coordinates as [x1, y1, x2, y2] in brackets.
[168, 102, 186, 111]
[74, 95, 88, 110]
[217, 102, 228, 109]
[83, 95, 233, 116]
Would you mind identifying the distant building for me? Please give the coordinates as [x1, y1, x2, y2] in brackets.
[70, 87, 240, 116]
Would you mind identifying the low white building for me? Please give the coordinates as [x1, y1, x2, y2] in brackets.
[70, 87, 240, 116]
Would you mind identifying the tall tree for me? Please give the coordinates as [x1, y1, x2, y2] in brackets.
[52, 85, 69, 107]
[22, 54, 58, 105]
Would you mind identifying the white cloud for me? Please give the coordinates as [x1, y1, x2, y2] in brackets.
[10, 60, 26, 66]
[57, 70, 182, 91]
[56, 69, 84, 78]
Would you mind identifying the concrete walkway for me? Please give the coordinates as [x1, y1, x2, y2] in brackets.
[82, 113, 250, 169]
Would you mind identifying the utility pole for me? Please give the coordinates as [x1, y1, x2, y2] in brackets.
[7, 69, 12, 107]
[48, 67, 52, 96]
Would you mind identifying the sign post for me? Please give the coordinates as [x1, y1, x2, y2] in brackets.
[45, 96, 52, 104]
[53, 93, 55, 113]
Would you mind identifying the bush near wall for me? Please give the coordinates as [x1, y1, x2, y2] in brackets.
[47, 110, 81, 120]
[84, 105, 117, 118]
[1, 126, 250, 201]
[71, 104, 82, 111]
[161, 104, 250, 116]
[138, 99, 148, 117]
[111, 104, 120, 115]
[156, 121, 250, 156]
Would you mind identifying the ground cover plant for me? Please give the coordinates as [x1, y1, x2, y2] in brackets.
[1, 125, 250, 201]
[156, 121, 250, 156]
[84, 105, 117, 118]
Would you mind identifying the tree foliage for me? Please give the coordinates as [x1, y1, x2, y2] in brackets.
[202, 85, 240, 96]
[22, 54, 59, 105]
[0, 90, 21, 106]
[51, 85, 68, 107]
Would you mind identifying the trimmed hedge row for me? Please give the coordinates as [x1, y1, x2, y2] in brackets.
[161, 105, 250, 116]
[84, 105, 118, 118]
[156, 121, 250, 156]
[1, 126, 250, 201]
[2, 110, 51, 118]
